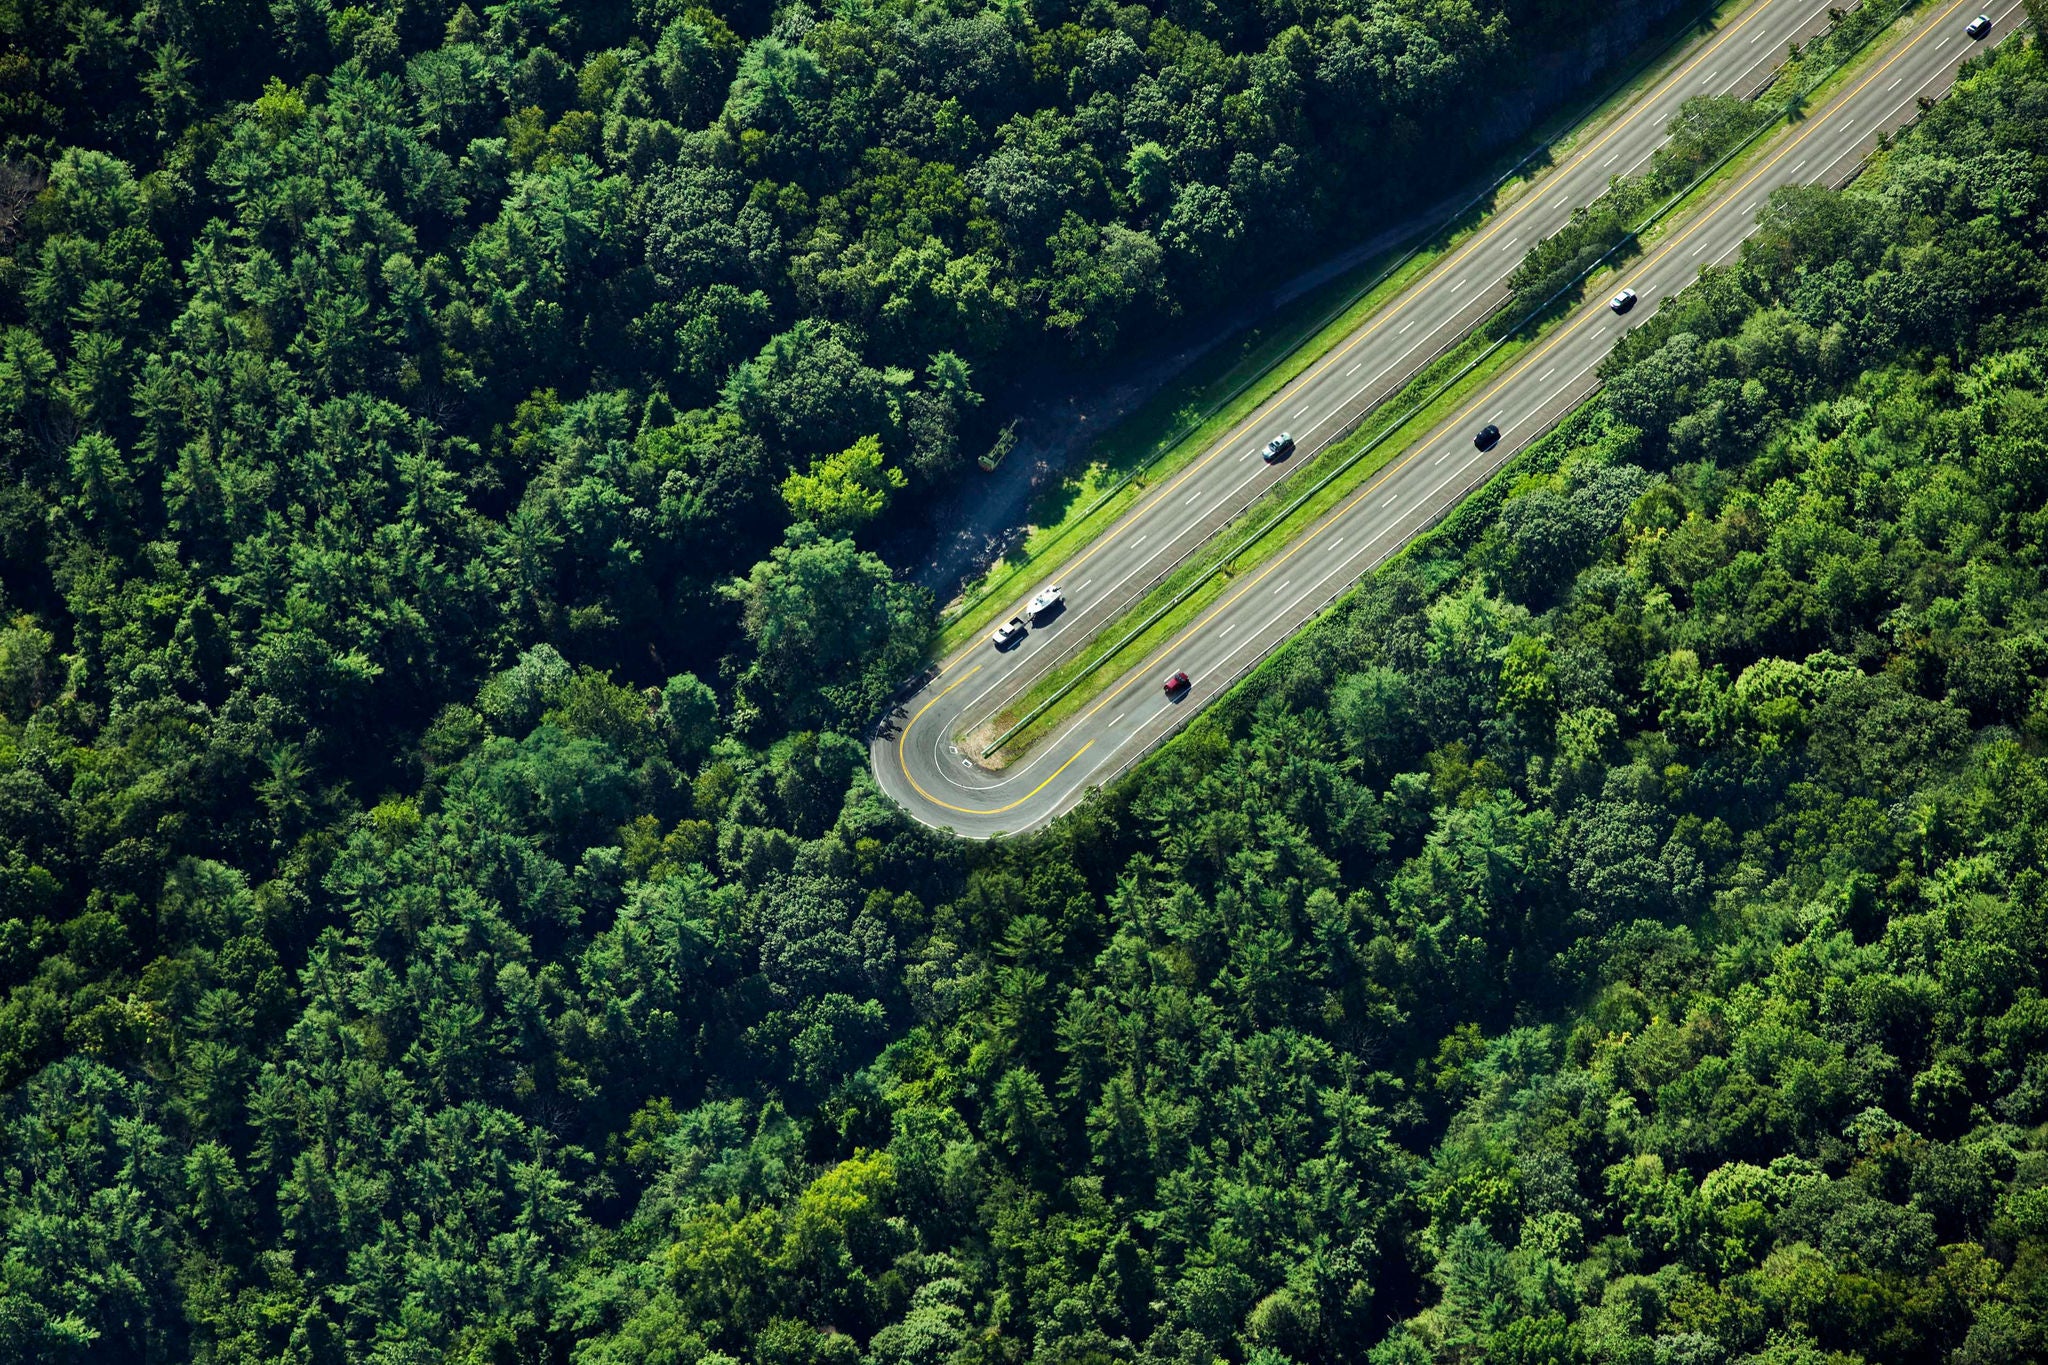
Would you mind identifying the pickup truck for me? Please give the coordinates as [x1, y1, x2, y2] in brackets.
[990, 616, 1027, 648]
[1027, 585, 1064, 617]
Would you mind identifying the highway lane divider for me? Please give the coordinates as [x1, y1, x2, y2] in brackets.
[964, 329, 1509, 758]
[973, 0, 1930, 763]
[1072, 402, 1610, 823]
[945, 319, 1495, 741]
[930, 0, 1759, 651]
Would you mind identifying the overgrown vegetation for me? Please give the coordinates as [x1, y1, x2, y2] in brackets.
[10, 1, 2048, 1363]
[1500, 0, 1904, 327]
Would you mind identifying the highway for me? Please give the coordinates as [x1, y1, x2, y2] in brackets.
[875, 0, 2026, 838]
[908, 0, 1842, 734]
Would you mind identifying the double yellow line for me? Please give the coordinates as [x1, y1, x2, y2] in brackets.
[930, 0, 1809, 684]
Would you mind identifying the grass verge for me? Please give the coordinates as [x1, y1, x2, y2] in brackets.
[931, 0, 1752, 657]
[967, 0, 1931, 759]
[973, 325, 1527, 761]
[932, 233, 1466, 656]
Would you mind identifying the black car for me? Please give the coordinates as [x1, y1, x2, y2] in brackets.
[1473, 424, 1501, 451]
[1967, 14, 1992, 38]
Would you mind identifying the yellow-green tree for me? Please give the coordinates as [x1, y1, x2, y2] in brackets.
[779, 436, 905, 534]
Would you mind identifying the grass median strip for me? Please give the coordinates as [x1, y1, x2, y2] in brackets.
[970, 325, 1520, 763]
[962, 0, 1930, 763]
[931, 0, 1748, 657]
[1509, 0, 1921, 317]
[932, 231, 1468, 656]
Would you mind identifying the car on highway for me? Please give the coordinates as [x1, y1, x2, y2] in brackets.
[1260, 433, 1296, 463]
[1473, 423, 1501, 451]
[1163, 670, 1191, 697]
[1027, 585, 1064, 618]
[1609, 288, 1638, 314]
[1967, 14, 1992, 38]
[990, 616, 1026, 649]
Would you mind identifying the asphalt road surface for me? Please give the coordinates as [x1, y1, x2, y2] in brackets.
[876, 0, 2024, 839]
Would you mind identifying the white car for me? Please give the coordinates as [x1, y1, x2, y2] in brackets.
[1027, 585, 1064, 617]
[1967, 14, 1992, 38]
[1609, 288, 1638, 314]
[990, 616, 1026, 648]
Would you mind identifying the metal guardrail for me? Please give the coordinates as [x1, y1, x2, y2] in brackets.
[933, 0, 1740, 636]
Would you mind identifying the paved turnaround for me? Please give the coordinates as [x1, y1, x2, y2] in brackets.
[876, 0, 2026, 839]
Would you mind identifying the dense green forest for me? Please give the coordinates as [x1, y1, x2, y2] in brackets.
[12, 0, 2048, 1361]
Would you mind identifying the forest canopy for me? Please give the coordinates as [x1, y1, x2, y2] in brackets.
[13, 1, 2048, 1365]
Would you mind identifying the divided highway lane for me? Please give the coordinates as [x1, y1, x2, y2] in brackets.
[916, 0, 1843, 750]
[878, 0, 2025, 838]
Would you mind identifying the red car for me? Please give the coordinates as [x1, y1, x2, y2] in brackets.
[1163, 670, 1191, 696]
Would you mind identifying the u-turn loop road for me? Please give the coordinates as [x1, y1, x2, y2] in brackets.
[874, 0, 2027, 839]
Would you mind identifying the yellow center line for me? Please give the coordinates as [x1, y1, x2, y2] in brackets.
[893, 663, 1101, 816]
[933, 0, 1805, 681]
[1073, 0, 1970, 726]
